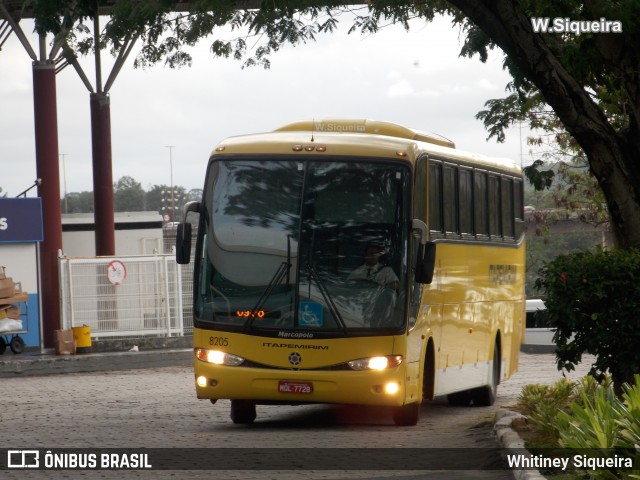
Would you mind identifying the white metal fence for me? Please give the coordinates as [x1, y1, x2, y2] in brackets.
[59, 253, 193, 339]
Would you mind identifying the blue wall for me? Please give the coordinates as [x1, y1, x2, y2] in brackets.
[21, 294, 41, 349]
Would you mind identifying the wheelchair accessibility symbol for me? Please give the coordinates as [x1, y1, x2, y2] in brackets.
[299, 302, 324, 327]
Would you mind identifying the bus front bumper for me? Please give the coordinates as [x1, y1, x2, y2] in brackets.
[193, 361, 410, 407]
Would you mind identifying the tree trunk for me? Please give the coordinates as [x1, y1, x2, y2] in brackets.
[449, 0, 640, 248]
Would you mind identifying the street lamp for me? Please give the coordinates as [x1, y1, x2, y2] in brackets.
[16, 178, 42, 197]
[161, 188, 182, 222]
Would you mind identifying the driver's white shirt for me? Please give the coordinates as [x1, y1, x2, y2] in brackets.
[348, 263, 399, 287]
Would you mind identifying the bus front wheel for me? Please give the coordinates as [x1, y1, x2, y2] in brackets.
[392, 402, 420, 426]
[230, 400, 257, 424]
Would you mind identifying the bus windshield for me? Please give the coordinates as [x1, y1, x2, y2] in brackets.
[195, 158, 410, 336]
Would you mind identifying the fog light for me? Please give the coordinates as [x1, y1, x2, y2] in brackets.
[196, 376, 208, 388]
[384, 382, 399, 394]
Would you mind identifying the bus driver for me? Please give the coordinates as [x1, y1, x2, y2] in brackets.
[348, 244, 400, 328]
[348, 244, 399, 291]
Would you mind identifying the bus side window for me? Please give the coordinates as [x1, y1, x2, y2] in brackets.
[514, 179, 525, 239]
[414, 156, 427, 222]
[459, 168, 473, 235]
[489, 174, 501, 238]
[429, 162, 443, 234]
[443, 164, 458, 235]
[474, 170, 488, 237]
[501, 177, 514, 238]
[413, 155, 428, 223]
[410, 156, 428, 328]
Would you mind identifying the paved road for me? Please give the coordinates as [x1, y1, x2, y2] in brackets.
[0, 352, 593, 480]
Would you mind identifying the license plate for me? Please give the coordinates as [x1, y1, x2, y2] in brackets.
[278, 381, 313, 394]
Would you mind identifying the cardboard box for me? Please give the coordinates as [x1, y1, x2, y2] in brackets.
[0, 277, 14, 298]
[5, 305, 20, 319]
[55, 329, 76, 355]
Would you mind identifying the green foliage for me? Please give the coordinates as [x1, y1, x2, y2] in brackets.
[518, 375, 640, 480]
[31, 1, 456, 69]
[58, 177, 199, 217]
[524, 160, 555, 191]
[114, 176, 145, 212]
[523, 177, 605, 297]
[559, 384, 621, 450]
[28, 0, 640, 249]
[535, 248, 640, 392]
[474, 0, 640, 143]
[618, 377, 640, 451]
[61, 190, 94, 213]
[517, 379, 577, 446]
[556, 375, 640, 480]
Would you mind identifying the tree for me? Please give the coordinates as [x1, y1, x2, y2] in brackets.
[61, 191, 94, 213]
[114, 176, 145, 212]
[536, 248, 640, 394]
[450, 1, 640, 248]
[33, 1, 640, 247]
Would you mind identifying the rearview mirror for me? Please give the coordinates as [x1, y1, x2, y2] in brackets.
[412, 219, 436, 284]
[175, 201, 201, 264]
[415, 241, 436, 284]
[175, 222, 192, 264]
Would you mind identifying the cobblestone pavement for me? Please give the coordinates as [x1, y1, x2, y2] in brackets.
[497, 352, 594, 407]
[0, 352, 594, 480]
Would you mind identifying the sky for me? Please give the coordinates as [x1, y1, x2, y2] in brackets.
[0, 13, 530, 198]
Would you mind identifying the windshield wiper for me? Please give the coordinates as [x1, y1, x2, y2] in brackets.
[306, 264, 348, 333]
[246, 261, 291, 329]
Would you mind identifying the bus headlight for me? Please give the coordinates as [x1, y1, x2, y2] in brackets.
[195, 348, 245, 366]
[347, 355, 403, 371]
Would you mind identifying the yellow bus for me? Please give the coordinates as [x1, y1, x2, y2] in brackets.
[176, 119, 525, 426]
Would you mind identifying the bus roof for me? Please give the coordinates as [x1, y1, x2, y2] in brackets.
[212, 119, 520, 174]
[275, 119, 456, 149]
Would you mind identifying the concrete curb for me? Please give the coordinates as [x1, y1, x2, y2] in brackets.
[494, 409, 547, 480]
[0, 348, 193, 377]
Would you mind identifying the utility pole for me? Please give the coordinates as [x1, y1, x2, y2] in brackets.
[165, 145, 175, 220]
[60, 153, 68, 213]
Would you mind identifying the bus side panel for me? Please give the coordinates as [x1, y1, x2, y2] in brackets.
[398, 332, 423, 405]
[424, 240, 525, 396]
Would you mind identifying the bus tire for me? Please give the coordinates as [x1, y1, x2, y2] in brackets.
[471, 342, 500, 407]
[230, 400, 257, 424]
[392, 402, 420, 426]
[422, 339, 435, 401]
